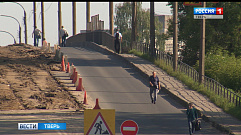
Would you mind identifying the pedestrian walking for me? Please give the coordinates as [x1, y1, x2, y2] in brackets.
[186, 102, 198, 135]
[32, 26, 42, 47]
[149, 71, 161, 104]
[60, 26, 69, 47]
[114, 28, 122, 54]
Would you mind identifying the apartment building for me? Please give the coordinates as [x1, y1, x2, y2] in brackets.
[155, 14, 185, 59]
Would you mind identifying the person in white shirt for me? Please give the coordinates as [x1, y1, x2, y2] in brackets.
[59, 26, 68, 47]
[114, 29, 122, 54]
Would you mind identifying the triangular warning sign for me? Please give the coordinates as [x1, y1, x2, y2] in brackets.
[86, 112, 113, 135]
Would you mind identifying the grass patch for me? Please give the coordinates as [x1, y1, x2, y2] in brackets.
[129, 49, 241, 120]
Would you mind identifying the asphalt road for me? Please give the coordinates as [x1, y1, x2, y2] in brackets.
[60, 46, 226, 135]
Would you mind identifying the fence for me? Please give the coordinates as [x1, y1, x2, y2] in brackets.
[130, 40, 241, 107]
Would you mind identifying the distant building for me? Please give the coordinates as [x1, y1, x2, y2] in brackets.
[155, 15, 172, 35]
[87, 14, 104, 31]
[155, 14, 185, 60]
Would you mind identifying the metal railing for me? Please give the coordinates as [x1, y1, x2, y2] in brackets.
[130, 41, 241, 107]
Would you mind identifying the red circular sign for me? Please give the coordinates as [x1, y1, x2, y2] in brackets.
[120, 120, 139, 135]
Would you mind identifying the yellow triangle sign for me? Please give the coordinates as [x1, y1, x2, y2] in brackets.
[86, 112, 113, 135]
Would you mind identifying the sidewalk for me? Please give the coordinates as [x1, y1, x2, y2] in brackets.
[119, 54, 241, 135]
[88, 43, 241, 135]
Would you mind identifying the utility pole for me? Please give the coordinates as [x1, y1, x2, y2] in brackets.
[33, 2, 36, 46]
[86, 2, 90, 30]
[199, 2, 206, 84]
[23, 8, 28, 44]
[16, 2, 27, 44]
[24, 10, 27, 44]
[73, 2, 76, 35]
[173, 2, 178, 71]
[41, 2, 45, 45]
[109, 2, 114, 36]
[131, 2, 137, 50]
[19, 21, 21, 43]
[150, 2, 155, 58]
[58, 2, 62, 46]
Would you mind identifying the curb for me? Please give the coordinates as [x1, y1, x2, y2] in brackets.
[85, 42, 234, 135]
[51, 50, 96, 110]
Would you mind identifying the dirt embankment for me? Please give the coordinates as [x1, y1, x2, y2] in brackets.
[0, 44, 83, 110]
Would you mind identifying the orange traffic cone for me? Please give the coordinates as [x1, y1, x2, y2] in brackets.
[93, 98, 101, 109]
[66, 62, 70, 73]
[70, 68, 76, 80]
[61, 56, 65, 72]
[83, 90, 87, 104]
[76, 78, 82, 91]
[72, 71, 78, 84]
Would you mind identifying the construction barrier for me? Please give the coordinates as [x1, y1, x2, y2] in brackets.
[64, 55, 68, 67]
[75, 74, 80, 86]
[83, 90, 87, 104]
[66, 62, 70, 73]
[69, 64, 74, 77]
[70, 67, 76, 80]
[61, 55, 66, 72]
[58, 53, 88, 107]
[46, 43, 50, 53]
[72, 71, 78, 84]
[93, 98, 101, 109]
[76, 77, 83, 91]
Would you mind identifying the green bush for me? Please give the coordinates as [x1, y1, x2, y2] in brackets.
[195, 50, 241, 93]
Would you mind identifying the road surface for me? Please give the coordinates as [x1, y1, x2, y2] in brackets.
[60, 46, 226, 135]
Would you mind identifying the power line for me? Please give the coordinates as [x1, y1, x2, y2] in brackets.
[36, 2, 40, 10]
[36, 12, 41, 26]
[44, 2, 53, 12]
[27, 10, 33, 21]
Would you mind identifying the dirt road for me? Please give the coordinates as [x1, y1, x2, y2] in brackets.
[0, 44, 84, 111]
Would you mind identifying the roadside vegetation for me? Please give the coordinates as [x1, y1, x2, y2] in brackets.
[167, 2, 241, 94]
[129, 49, 241, 120]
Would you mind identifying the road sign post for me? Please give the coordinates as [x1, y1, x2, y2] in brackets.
[120, 120, 139, 135]
[84, 98, 115, 135]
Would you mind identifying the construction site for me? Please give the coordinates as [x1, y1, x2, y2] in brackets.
[0, 44, 89, 134]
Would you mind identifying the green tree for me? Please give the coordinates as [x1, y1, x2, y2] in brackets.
[114, 2, 165, 50]
[167, 2, 241, 66]
[167, 2, 241, 92]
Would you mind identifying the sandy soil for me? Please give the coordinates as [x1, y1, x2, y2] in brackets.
[0, 44, 84, 110]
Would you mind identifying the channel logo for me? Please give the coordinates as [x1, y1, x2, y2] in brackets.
[194, 7, 223, 15]
[18, 123, 66, 130]
[18, 123, 38, 130]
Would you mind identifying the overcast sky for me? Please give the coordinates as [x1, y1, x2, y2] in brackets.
[0, 2, 172, 46]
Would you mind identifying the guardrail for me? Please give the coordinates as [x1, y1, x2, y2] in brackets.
[129, 40, 241, 107]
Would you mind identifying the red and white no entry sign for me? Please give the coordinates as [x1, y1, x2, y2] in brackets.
[120, 120, 139, 135]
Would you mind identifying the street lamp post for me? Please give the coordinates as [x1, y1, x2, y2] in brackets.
[15, 2, 27, 44]
[0, 30, 17, 44]
[0, 2, 27, 44]
[0, 15, 21, 44]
